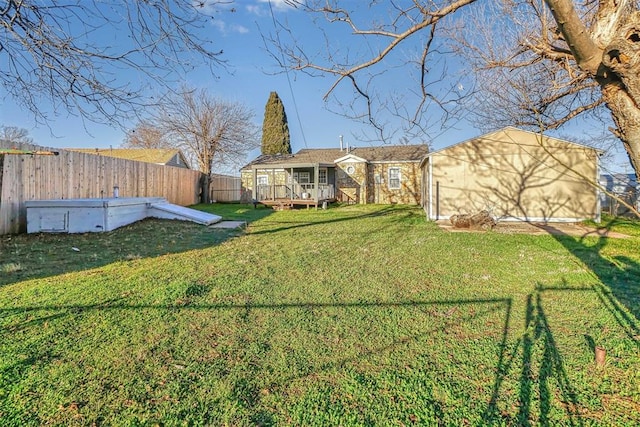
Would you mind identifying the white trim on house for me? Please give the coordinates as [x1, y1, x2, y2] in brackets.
[297, 171, 311, 184]
[435, 215, 594, 223]
[369, 160, 422, 164]
[428, 158, 433, 220]
[253, 168, 286, 172]
[318, 168, 328, 185]
[595, 154, 602, 224]
[388, 167, 401, 190]
[335, 153, 368, 163]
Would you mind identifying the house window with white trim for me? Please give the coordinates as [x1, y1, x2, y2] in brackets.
[318, 168, 328, 185]
[257, 175, 269, 185]
[298, 172, 310, 184]
[388, 167, 401, 190]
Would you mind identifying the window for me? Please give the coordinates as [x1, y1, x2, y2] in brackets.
[257, 175, 269, 185]
[298, 172, 310, 184]
[318, 168, 328, 185]
[388, 167, 401, 189]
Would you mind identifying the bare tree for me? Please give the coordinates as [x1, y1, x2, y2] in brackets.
[0, 1, 226, 126]
[265, 1, 474, 143]
[456, 2, 622, 161]
[141, 87, 259, 176]
[271, 1, 640, 183]
[124, 120, 171, 150]
[0, 125, 33, 144]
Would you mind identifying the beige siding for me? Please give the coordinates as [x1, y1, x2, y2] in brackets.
[426, 129, 599, 221]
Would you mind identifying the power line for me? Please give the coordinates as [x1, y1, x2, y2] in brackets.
[267, 0, 308, 149]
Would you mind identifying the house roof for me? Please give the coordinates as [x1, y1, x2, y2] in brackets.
[66, 148, 187, 166]
[242, 144, 428, 169]
[600, 173, 637, 189]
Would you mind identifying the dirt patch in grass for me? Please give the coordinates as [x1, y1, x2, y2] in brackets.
[436, 220, 631, 239]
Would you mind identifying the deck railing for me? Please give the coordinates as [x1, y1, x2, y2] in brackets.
[256, 184, 335, 201]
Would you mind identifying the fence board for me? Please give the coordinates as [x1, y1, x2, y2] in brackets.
[210, 174, 241, 202]
[0, 141, 205, 234]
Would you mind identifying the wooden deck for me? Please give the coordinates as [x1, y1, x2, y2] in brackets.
[255, 197, 336, 210]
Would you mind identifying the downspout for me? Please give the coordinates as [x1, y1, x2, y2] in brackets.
[595, 152, 601, 223]
[428, 156, 433, 220]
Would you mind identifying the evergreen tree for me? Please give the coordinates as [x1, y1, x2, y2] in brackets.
[261, 91, 291, 155]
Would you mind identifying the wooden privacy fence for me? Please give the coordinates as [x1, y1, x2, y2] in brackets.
[0, 141, 205, 235]
[210, 174, 242, 202]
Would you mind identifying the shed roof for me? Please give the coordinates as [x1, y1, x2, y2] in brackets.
[425, 127, 602, 158]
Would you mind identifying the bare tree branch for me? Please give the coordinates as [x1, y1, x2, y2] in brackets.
[270, 1, 640, 184]
[131, 87, 259, 175]
[0, 1, 226, 128]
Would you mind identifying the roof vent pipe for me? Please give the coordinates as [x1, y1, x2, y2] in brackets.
[339, 135, 343, 151]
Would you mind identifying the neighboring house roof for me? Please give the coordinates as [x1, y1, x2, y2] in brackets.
[600, 173, 638, 192]
[67, 148, 190, 168]
[242, 144, 428, 170]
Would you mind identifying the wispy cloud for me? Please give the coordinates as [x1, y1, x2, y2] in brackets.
[232, 24, 250, 34]
[212, 19, 249, 35]
[246, 5, 264, 16]
[255, 0, 297, 13]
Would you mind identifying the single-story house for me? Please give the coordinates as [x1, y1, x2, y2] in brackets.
[599, 173, 639, 215]
[241, 144, 428, 207]
[67, 148, 190, 169]
[421, 127, 602, 222]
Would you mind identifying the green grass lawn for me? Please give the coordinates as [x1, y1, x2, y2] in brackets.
[1, 204, 638, 426]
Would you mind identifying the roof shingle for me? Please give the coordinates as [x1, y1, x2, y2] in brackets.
[243, 145, 428, 169]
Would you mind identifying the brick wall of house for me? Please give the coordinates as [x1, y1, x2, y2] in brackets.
[369, 163, 421, 204]
[336, 161, 367, 204]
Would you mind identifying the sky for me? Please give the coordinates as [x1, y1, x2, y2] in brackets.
[0, 0, 634, 174]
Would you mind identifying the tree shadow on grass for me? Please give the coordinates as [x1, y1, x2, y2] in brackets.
[0, 203, 279, 288]
[0, 296, 511, 425]
[539, 220, 640, 342]
[0, 218, 243, 288]
[0, 205, 416, 288]
[483, 272, 640, 426]
[1, 288, 630, 424]
[247, 205, 418, 236]
[517, 288, 583, 427]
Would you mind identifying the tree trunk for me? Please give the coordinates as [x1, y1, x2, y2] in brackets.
[600, 11, 640, 182]
[602, 82, 640, 181]
[200, 174, 210, 204]
[545, 1, 640, 183]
